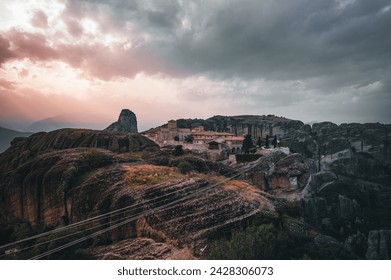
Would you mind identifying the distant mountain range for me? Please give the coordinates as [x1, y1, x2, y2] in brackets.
[25, 114, 107, 132]
[0, 127, 32, 153]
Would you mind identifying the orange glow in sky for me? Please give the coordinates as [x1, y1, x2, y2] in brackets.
[1, 0, 390, 131]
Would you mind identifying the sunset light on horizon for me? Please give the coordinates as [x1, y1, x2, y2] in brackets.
[1, 0, 390, 132]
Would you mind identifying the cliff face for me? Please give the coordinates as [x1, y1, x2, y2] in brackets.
[105, 109, 138, 133]
[284, 121, 391, 161]
[152, 116, 391, 163]
[0, 129, 159, 227]
[0, 128, 282, 259]
[0, 147, 279, 259]
[0, 128, 157, 172]
[1, 117, 391, 260]
[173, 115, 304, 139]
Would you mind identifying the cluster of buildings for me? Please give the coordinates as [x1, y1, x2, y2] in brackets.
[145, 120, 245, 153]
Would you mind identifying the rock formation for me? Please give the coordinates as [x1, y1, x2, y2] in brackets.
[105, 109, 138, 133]
[366, 230, 391, 259]
[1, 115, 391, 260]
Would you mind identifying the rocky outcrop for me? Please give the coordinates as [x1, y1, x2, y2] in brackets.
[366, 230, 391, 260]
[240, 151, 313, 201]
[301, 167, 391, 258]
[323, 152, 391, 185]
[302, 197, 328, 229]
[312, 121, 391, 162]
[105, 109, 138, 133]
[282, 130, 318, 158]
[338, 195, 361, 220]
[0, 128, 159, 228]
[86, 238, 196, 260]
[147, 115, 304, 140]
[0, 143, 278, 259]
[0, 128, 158, 172]
[301, 171, 338, 198]
[1, 114, 390, 260]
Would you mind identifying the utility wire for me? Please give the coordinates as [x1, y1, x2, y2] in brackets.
[1, 178, 211, 258]
[0, 161, 251, 251]
[28, 163, 257, 260]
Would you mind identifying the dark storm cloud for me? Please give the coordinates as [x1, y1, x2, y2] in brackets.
[2, 0, 389, 123]
[165, 0, 391, 85]
[73, 0, 391, 91]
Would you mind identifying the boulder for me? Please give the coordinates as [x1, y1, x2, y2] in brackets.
[301, 171, 337, 198]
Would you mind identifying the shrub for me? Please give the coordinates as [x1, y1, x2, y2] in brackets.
[83, 149, 108, 169]
[125, 165, 184, 186]
[173, 145, 184, 156]
[177, 161, 193, 174]
[208, 223, 294, 260]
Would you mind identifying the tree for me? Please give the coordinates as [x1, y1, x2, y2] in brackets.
[184, 135, 193, 143]
[272, 135, 277, 148]
[257, 136, 262, 148]
[265, 135, 269, 148]
[242, 134, 253, 154]
[174, 145, 184, 156]
[174, 135, 180, 141]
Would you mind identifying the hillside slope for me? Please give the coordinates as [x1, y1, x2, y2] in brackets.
[0, 127, 32, 153]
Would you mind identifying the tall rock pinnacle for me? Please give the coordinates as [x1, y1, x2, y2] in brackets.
[104, 109, 138, 133]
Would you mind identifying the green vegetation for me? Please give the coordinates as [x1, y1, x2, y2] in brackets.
[272, 135, 277, 148]
[69, 149, 110, 187]
[209, 223, 294, 260]
[83, 149, 108, 170]
[28, 228, 91, 260]
[242, 134, 253, 154]
[257, 136, 262, 148]
[0, 218, 92, 260]
[173, 145, 184, 156]
[208, 211, 356, 260]
[177, 161, 193, 174]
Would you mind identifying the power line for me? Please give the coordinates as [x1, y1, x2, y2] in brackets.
[0, 179, 207, 252]
[2, 158, 261, 252]
[0, 174, 229, 250]
[28, 163, 257, 260]
[1, 179, 212, 258]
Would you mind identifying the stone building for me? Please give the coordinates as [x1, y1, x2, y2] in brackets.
[156, 120, 191, 144]
[150, 120, 244, 153]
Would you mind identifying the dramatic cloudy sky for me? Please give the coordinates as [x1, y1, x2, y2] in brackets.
[0, 0, 390, 131]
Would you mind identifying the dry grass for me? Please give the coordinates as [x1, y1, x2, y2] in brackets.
[124, 164, 185, 186]
[224, 180, 274, 211]
[136, 217, 179, 246]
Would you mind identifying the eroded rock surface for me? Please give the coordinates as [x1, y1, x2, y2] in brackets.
[105, 109, 138, 133]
